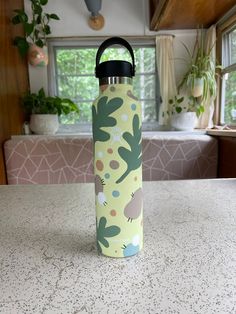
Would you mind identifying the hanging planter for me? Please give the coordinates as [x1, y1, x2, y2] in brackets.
[178, 28, 221, 111]
[27, 44, 48, 67]
[191, 77, 204, 98]
[12, 0, 60, 65]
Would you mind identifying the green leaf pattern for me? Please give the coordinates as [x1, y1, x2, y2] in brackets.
[92, 96, 123, 143]
[96, 217, 121, 254]
[116, 114, 142, 183]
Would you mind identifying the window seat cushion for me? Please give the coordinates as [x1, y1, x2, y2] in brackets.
[4, 135, 218, 184]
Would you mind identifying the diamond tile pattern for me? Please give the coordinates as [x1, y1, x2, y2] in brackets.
[4, 136, 217, 184]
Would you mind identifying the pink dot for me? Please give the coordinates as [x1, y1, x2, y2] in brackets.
[107, 148, 113, 154]
[110, 209, 117, 216]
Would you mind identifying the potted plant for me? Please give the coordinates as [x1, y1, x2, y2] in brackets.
[12, 0, 60, 66]
[178, 29, 220, 101]
[22, 88, 79, 135]
[169, 95, 204, 131]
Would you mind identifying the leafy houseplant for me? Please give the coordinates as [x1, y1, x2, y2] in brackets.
[169, 95, 204, 117]
[23, 88, 79, 134]
[168, 95, 202, 131]
[23, 88, 79, 115]
[12, 0, 59, 65]
[178, 29, 220, 102]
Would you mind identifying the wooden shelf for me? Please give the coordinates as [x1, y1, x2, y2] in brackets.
[150, 0, 236, 31]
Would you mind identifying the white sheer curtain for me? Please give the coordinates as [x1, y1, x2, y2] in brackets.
[197, 25, 216, 128]
[156, 36, 177, 126]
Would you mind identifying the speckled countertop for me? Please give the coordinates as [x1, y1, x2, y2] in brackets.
[0, 179, 236, 314]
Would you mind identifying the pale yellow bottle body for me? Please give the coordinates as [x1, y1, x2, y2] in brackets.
[92, 82, 143, 258]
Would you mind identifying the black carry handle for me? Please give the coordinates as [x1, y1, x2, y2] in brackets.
[95, 37, 135, 76]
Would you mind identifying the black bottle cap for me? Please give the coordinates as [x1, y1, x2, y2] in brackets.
[95, 37, 135, 78]
[96, 60, 133, 78]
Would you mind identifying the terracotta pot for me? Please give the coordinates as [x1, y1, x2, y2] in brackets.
[27, 44, 48, 67]
[30, 114, 59, 135]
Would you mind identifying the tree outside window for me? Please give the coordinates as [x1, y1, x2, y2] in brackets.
[49, 41, 157, 126]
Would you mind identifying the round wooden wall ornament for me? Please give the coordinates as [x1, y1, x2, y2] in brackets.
[88, 14, 105, 30]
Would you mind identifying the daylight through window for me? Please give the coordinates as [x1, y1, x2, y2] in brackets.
[48, 39, 157, 128]
[221, 25, 236, 125]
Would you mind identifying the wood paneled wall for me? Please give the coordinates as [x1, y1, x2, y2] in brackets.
[0, 0, 29, 184]
[218, 137, 236, 178]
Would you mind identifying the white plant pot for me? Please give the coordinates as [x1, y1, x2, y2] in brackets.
[170, 112, 197, 131]
[191, 78, 204, 98]
[30, 114, 59, 135]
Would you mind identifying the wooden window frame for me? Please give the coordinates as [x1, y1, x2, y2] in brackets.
[216, 13, 236, 127]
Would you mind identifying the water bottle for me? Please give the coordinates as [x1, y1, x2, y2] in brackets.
[92, 37, 143, 258]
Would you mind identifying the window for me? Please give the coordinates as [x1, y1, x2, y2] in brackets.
[220, 18, 236, 126]
[48, 38, 159, 131]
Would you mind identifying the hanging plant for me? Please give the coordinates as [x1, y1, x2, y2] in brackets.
[178, 28, 221, 102]
[12, 0, 60, 65]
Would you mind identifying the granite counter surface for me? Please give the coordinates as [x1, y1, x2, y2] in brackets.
[0, 179, 236, 314]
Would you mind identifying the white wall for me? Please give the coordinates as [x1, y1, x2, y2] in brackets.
[25, 0, 197, 93]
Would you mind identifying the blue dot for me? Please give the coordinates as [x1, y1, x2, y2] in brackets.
[131, 104, 136, 111]
[112, 190, 120, 197]
[105, 173, 110, 179]
[123, 244, 140, 257]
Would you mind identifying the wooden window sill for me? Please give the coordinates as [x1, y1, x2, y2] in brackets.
[206, 129, 236, 137]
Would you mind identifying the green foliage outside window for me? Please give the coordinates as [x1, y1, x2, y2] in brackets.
[224, 71, 236, 124]
[54, 46, 156, 124]
[223, 29, 236, 125]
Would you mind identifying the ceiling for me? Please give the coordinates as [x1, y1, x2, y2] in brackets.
[150, 0, 236, 30]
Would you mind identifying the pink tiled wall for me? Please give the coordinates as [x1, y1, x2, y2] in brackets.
[4, 135, 218, 184]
